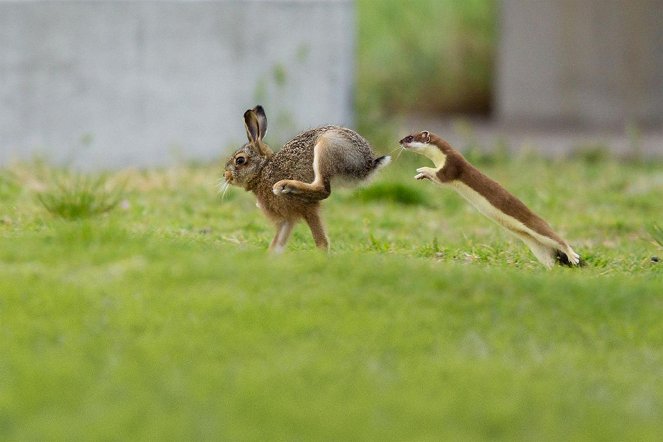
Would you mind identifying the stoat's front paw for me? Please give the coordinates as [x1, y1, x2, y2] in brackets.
[414, 167, 437, 181]
[273, 180, 296, 195]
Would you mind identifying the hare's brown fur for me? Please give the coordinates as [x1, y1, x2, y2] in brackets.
[224, 106, 389, 252]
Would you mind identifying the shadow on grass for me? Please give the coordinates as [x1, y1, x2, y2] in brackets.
[352, 182, 430, 207]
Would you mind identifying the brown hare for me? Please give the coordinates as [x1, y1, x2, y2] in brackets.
[222, 105, 390, 253]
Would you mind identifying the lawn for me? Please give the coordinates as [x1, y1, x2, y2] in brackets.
[1, 151, 662, 440]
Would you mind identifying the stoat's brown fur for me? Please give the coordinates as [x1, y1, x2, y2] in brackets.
[400, 131, 581, 268]
[223, 105, 390, 253]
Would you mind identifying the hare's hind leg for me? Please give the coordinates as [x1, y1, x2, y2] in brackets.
[269, 219, 294, 254]
[303, 206, 329, 251]
[272, 138, 331, 201]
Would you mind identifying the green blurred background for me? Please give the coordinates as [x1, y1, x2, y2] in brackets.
[357, 0, 496, 120]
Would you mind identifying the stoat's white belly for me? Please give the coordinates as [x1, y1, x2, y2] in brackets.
[448, 181, 561, 250]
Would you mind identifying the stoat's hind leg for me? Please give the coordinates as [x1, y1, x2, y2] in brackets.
[555, 250, 573, 266]
[520, 236, 556, 269]
[517, 229, 582, 268]
[556, 246, 583, 267]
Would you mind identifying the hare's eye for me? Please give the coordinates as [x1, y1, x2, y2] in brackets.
[235, 156, 246, 165]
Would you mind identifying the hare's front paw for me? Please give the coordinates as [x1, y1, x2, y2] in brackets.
[273, 180, 297, 195]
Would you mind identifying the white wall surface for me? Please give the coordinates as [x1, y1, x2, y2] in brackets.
[0, 0, 355, 169]
[497, 0, 663, 127]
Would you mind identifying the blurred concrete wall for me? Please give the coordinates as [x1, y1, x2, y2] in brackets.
[0, 0, 354, 169]
[497, 0, 663, 127]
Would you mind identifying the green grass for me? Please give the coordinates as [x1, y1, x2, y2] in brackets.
[35, 172, 125, 220]
[649, 224, 663, 249]
[1, 154, 663, 440]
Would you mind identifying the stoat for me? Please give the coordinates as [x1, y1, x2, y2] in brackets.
[400, 131, 581, 269]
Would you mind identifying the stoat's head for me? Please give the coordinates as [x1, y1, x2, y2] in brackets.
[399, 131, 446, 167]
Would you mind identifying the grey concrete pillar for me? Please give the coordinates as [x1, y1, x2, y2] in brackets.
[497, 0, 663, 127]
[0, 0, 355, 169]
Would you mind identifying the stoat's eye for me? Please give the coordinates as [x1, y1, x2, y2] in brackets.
[235, 156, 246, 165]
[405, 136, 414, 143]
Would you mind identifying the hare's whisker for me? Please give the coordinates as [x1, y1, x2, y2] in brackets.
[216, 178, 228, 196]
[221, 181, 230, 200]
[216, 178, 225, 194]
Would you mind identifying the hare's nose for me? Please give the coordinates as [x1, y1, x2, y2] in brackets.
[224, 170, 233, 182]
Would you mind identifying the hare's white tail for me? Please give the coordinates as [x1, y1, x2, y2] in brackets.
[364, 155, 391, 181]
[374, 155, 392, 170]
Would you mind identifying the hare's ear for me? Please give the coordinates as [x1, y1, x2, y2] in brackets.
[253, 105, 268, 140]
[244, 109, 261, 143]
[243, 107, 273, 157]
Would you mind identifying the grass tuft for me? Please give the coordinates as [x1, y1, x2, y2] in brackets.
[571, 143, 612, 164]
[36, 173, 125, 220]
[649, 224, 663, 249]
[416, 236, 446, 258]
